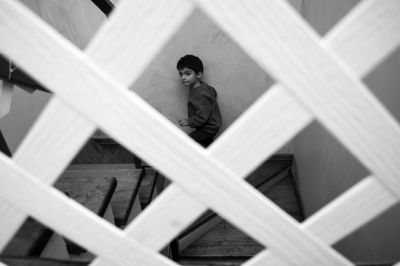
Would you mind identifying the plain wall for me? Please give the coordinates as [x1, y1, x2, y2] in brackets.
[1, 0, 304, 154]
[294, 0, 400, 262]
[129, 7, 304, 153]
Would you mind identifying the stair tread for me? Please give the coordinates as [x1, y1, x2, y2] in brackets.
[63, 164, 143, 225]
[55, 175, 116, 217]
[71, 139, 121, 164]
[181, 219, 264, 257]
[0, 256, 88, 266]
[180, 159, 292, 239]
[245, 159, 292, 187]
[1, 218, 52, 257]
[181, 159, 303, 257]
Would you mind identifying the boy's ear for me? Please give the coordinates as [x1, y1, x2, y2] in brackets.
[196, 72, 203, 79]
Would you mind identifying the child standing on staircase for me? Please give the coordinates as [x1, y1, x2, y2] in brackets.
[177, 55, 222, 148]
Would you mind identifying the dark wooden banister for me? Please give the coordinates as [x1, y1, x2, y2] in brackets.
[90, 0, 114, 16]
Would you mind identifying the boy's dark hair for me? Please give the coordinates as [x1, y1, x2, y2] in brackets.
[177, 54, 203, 74]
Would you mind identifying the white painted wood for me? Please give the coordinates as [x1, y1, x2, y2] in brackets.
[0, 0, 193, 254]
[0, 0, 397, 265]
[86, 0, 194, 86]
[0, 80, 13, 119]
[244, 176, 397, 266]
[93, 0, 400, 264]
[0, 153, 177, 266]
[245, 251, 289, 266]
[90, 83, 314, 266]
[302, 176, 397, 244]
[13, 97, 95, 183]
[324, 0, 400, 78]
[0, 97, 95, 251]
[195, 0, 400, 199]
[0, 2, 350, 265]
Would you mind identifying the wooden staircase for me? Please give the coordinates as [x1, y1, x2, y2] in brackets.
[171, 155, 304, 265]
[0, 135, 164, 265]
[0, 139, 395, 266]
[0, 133, 299, 265]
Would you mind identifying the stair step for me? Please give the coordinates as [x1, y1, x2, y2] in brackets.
[179, 156, 303, 258]
[0, 256, 88, 266]
[71, 139, 121, 164]
[62, 164, 144, 226]
[54, 174, 117, 257]
[92, 130, 144, 167]
[138, 168, 163, 209]
[180, 173, 301, 257]
[1, 218, 53, 257]
[55, 175, 117, 218]
[181, 219, 263, 257]
[245, 156, 292, 187]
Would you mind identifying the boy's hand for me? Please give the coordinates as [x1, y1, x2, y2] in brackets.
[178, 119, 189, 127]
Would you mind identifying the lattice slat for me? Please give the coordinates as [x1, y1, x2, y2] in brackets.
[0, 0, 398, 265]
[0, 1, 351, 265]
[0, 97, 94, 250]
[94, 1, 400, 265]
[94, 1, 397, 264]
[243, 177, 397, 266]
[0, 0, 192, 250]
[0, 153, 176, 266]
[195, 0, 400, 197]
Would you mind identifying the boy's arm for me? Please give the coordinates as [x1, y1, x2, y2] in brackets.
[178, 118, 190, 127]
[187, 93, 212, 128]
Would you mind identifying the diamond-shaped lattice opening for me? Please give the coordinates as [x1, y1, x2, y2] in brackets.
[128, 8, 279, 145]
[0, 216, 72, 261]
[245, 155, 304, 222]
[292, 121, 369, 216]
[332, 203, 400, 264]
[63, 133, 148, 227]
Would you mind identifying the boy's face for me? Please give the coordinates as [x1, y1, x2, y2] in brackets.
[178, 67, 201, 88]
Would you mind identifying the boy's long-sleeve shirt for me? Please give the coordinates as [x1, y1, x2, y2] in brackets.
[187, 82, 222, 135]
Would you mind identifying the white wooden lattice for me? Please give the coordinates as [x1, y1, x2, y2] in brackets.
[0, 0, 400, 265]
